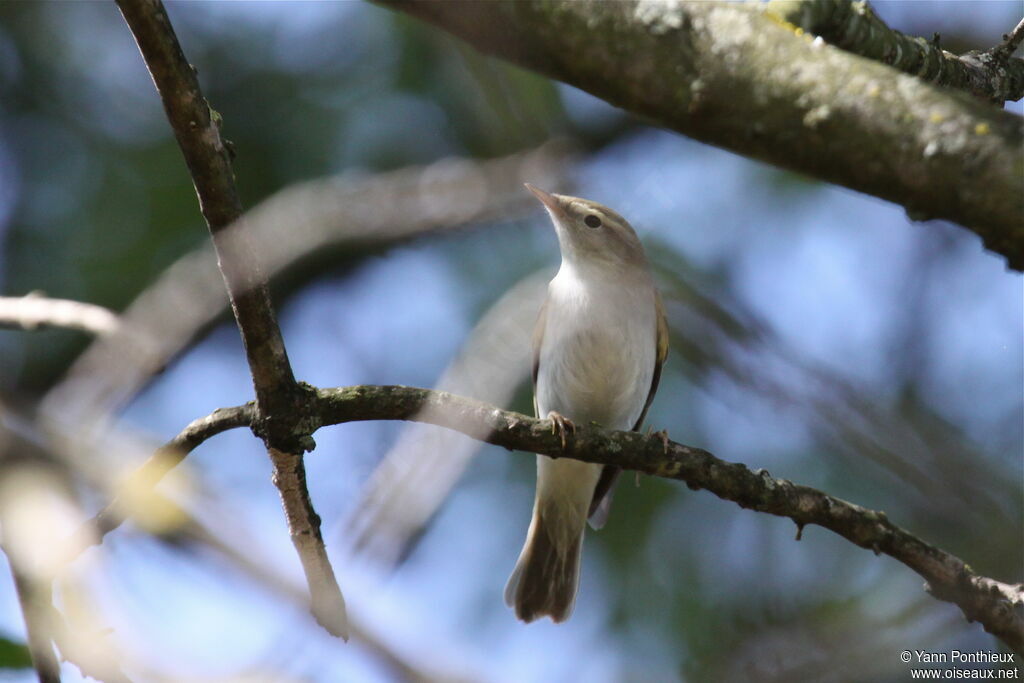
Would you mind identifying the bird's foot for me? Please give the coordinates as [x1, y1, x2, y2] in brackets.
[655, 429, 671, 455]
[547, 411, 575, 451]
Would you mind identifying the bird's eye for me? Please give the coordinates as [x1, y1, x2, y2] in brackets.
[584, 214, 602, 228]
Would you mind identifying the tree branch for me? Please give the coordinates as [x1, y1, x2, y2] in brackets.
[374, 0, 1024, 270]
[4, 552, 60, 683]
[765, 0, 1024, 105]
[0, 294, 120, 337]
[70, 385, 1024, 656]
[114, 0, 299, 429]
[994, 17, 1024, 62]
[115, 0, 346, 638]
[265, 447, 349, 639]
[61, 404, 254, 563]
[167, 512, 478, 682]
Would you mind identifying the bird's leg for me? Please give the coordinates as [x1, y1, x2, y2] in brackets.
[546, 411, 575, 452]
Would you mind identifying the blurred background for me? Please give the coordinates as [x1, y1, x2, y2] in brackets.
[0, 1, 1021, 681]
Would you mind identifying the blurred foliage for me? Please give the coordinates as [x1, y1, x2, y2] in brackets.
[0, 635, 32, 670]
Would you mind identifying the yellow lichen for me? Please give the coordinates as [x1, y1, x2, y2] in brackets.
[761, 8, 802, 35]
[975, 123, 990, 135]
[929, 112, 945, 123]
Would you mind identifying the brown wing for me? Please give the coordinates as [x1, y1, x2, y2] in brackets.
[588, 289, 669, 528]
[632, 289, 670, 432]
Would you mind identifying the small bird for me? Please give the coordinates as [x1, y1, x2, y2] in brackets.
[505, 184, 668, 623]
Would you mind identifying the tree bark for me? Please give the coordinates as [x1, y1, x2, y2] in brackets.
[766, 0, 1024, 105]
[377, 0, 1024, 270]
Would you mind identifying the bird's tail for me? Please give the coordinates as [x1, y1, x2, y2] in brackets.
[504, 497, 587, 623]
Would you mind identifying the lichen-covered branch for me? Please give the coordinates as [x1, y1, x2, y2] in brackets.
[375, 0, 1024, 271]
[115, 0, 346, 638]
[73, 385, 1024, 655]
[765, 0, 1024, 105]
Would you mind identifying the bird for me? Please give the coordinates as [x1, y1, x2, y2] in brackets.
[504, 184, 668, 623]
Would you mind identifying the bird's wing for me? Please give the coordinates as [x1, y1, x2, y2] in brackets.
[531, 296, 547, 418]
[632, 288, 669, 432]
[589, 289, 669, 528]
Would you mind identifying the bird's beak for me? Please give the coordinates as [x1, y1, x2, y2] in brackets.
[525, 183, 567, 221]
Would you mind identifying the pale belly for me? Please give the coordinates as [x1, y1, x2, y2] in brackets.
[536, 290, 656, 432]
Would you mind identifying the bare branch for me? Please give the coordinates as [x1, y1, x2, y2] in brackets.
[69, 385, 1024, 655]
[169, 512, 478, 682]
[115, 0, 345, 638]
[61, 404, 254, 564]
[0, 294, 120, 337]
[375, 0, 1024, 270]
[3, 555, 60, 683]
[994, 17, 1024, 61]
[266, 447, 349, 640]
[114, 0, 298, 424]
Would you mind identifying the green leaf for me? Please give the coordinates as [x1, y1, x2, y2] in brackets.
[0, 636, 33, 669]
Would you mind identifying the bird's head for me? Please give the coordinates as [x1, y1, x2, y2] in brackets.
[525, 184, 647, 270]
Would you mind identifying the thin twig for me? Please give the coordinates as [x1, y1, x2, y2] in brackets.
[0, 295, 120, 336]
[65, 385, 1024, 656]
[61, 404, 254, 564]
[995, 17, 1024, 59]
[267, 448, 349, 640]
[169, 513, 476, 682]
[5, 565, 59, 679]
[4, 554, 61, 683]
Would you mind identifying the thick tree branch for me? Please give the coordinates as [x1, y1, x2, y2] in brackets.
[765, 0, 1024, 105]
[71, 385, 1024, 656]
[115, 0, 346, 638]
[375, 0, 1024, 271]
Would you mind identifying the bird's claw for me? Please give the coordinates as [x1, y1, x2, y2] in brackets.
[654, 429, 670, 455]
[547, 411, 575, 451]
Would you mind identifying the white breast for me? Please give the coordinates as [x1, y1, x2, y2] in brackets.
[536, 261, 657, 431]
